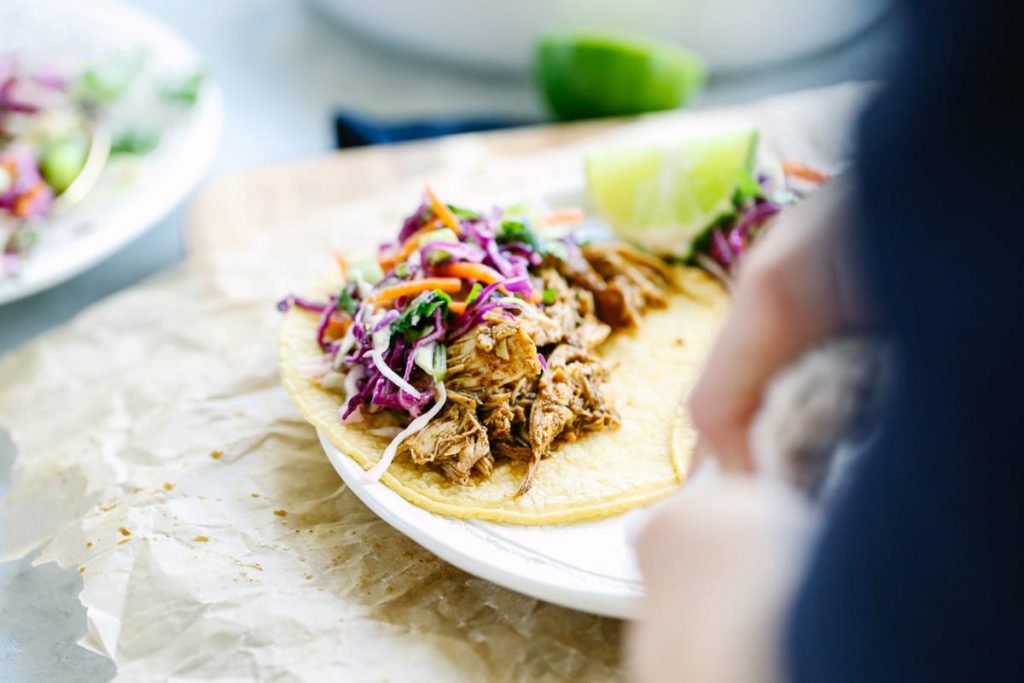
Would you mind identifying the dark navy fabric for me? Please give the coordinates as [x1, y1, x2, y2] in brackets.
[333, 111, 537, 148]
[788, 1, 1024, 681]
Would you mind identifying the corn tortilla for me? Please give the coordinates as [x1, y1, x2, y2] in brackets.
[280, 267, 727, 524]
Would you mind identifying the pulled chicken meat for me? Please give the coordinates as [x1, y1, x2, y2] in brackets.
[564, 242, 677, 328]
[520, 343, 620, 495]
[405, 391, 492, 485]
[399, 241, 676, 491]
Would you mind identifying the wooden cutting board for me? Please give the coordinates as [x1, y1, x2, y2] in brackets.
[184, 118, 620, 256]
[183, 83, 865, 254]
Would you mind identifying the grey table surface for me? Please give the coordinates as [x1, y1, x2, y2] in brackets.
[0, 1, 897, 680]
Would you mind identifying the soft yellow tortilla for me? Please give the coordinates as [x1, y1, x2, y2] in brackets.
[280, 267, 727, 524]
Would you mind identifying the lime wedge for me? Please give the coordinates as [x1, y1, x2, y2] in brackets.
[585, 130, 759, 258]
[536, 32, 705, 121]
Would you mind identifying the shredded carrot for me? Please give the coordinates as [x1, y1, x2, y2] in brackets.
[433, 262, 504, 285]
[13, 181, 47, 217]
[424, 184, 462, 236]
[380, 235, 421, 269]
[378, 221, 445, 270]
[333, 252, 348, 279]
[527, 289, 542, 304]
[366, 277, 462, 304]
[325, 317, 350, 339]
[418, 216, 443, 235]
[448, 301, 468, 315]
[545, 207, 585, 225]
[782, 161, 831, 184]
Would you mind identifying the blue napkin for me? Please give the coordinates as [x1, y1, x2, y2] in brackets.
[334, 111, 541, 148]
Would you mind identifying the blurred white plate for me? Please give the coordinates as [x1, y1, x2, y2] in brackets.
[0, 0, 223, 305]
[306, 0, 889, 74]
[319, 429, 653, 618]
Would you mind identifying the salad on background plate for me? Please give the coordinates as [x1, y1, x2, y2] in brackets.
[0, 0, 223, 306]
[1, 55, 203, 278]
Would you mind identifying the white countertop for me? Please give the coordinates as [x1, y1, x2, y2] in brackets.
[0, 1, 896, 680]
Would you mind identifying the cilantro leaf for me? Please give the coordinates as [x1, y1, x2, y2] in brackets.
[78, 65, 134, 104]
[464, 283, 483, 306]
[448, 204, 481, 219]
[541, 288, 558, 304]
[496, 218, 544, 253]
[111, 130, 161, 155]
[336, 287, 358, 315]
[163, 72, 204, 106]
[390, 290, 452, 341]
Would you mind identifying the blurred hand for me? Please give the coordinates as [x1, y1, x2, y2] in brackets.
[689, 176, 865, 471]
[629, 477, 814, 683]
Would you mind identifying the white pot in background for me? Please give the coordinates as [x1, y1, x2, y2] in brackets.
[305, 0, 890, 75]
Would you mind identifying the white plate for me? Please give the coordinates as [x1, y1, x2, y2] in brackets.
[318, 429, 657, 618]
[0, 0, 224, 305]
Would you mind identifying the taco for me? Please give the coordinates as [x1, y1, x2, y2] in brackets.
[279, 188, 728, 524]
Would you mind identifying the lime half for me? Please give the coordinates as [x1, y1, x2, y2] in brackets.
[536, 32, 705, 121]
[586, 130, 759, 258]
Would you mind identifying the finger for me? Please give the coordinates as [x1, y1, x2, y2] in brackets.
[689, 179, 854, 471]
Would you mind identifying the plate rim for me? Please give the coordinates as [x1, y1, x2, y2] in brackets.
[318, 428, 641, 619]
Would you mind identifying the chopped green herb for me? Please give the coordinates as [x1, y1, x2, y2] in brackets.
[78, 65, 134, 104]
[447, 204, 481, 219]
[464, 282, 483, 306]
[391, 290, 452, 340]
[162, 72, 204, 106]
[541, 288, 558, 304]
[336, 288, 358, 315]
[497, 218, 544, 253]
[111, 130, 161, 156]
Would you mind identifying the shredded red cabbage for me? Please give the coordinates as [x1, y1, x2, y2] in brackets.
[314, 296, 339, 350]
[397, 201, 429, 242]
[276, 295, 329, 313]
[706, 199, 783, 276]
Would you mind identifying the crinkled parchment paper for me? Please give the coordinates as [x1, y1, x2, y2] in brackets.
[0, 85, 869, 682]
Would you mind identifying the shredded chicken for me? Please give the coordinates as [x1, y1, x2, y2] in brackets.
[446, 310, 542, 398]
[404, 391, 492, 485]
[520, 344, 620, 494]
[395, 242, 675, 490]
[535, 268, 611, 350]
[556, 242, 677, 329]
